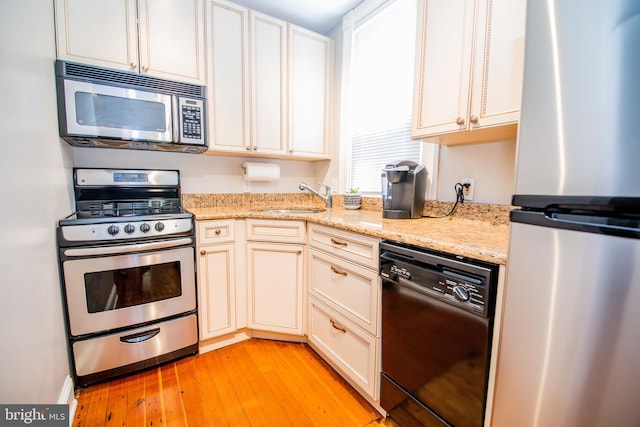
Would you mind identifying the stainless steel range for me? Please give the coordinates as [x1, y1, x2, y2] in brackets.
[57, 168, 198, 387]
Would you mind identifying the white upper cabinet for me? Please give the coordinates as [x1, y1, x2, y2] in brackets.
[55, 0, 206, 85]
[288, 25, 333, 159]
[412, 0, 526, 144]
[207, 0, 251, 153]
[206, 0, 333, 159]
[251, 12, 288, 155]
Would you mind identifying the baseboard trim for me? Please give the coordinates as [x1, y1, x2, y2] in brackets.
[58, 375, 77, 426]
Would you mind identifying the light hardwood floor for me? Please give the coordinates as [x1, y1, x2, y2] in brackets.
[73, 339, 394, 426]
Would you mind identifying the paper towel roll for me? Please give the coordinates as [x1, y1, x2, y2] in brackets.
[242, 162, 280, 181]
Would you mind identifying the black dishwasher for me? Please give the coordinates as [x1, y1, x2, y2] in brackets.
[379, 240, 499, 427]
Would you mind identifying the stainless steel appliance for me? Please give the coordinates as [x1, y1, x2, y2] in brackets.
[491, 1, 640, 426]
[380, 240, 499, 426]
[55, 60, 208, 153]
[57, 169, 198, 386]
[381, 161, 427, 219]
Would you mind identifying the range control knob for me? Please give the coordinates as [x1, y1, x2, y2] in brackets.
[107, 225, 120, 236]
[154, 222, 165, 232]
[124, 224, 136, 234]
[453, 285, 470, 302]
[140, 223, 151, 233]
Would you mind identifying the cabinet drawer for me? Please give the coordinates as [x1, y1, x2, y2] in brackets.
[246, 219, 306, 243]
[308, 248, 379, 335]
[308, 297, 378, 398]
[198, 219, 235, 244]
[307, 223, 379, 269]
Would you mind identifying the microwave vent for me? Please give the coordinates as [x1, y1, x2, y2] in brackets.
[57, 61, 206, 98]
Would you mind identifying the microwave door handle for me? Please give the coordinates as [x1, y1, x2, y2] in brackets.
[171, 95, 180, 142]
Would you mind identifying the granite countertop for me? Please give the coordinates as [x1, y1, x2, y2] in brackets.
[188, 206, 510, 265]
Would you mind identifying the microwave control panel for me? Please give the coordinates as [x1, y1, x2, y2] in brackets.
[179, 97, 205, 146]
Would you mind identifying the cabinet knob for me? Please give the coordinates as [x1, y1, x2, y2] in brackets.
[129, 62, 137, 70]
[246, 146, 251, 151]
[200, 250, 206, 255]
[215, 229, 221, 235]
[289, 149, 293, 153]
[470, 115, 479, 124]
[141, 65, 149, 72]
[456, 117, 465, 126]
[253, 146, 258, 151]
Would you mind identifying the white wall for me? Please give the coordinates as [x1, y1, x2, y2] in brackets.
[73, 149, 317, 195]
[0, 0, 75, 403]
[438, 139, 517, 204]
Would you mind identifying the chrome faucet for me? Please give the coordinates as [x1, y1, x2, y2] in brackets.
[299, 182, 333, 208]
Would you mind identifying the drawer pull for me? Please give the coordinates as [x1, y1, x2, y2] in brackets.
[119, 328, 160, 344]
[330, 266, 348, 277]
[215, 229, 221, 235]
[330, 238, 348, 247]
[330, 319, 347, 333]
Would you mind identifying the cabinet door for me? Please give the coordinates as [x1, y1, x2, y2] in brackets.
[207, 0, 251, 153]
[138, 0, 206, 84]
[288, 25, 333, 159]
[247, 242, 304, 335]
[412, 0, 475, 137]
[251, 12, 288, 155]
[55, 0, 138, 72]
[469, 0, 526, 129]
[198, 243, 236, 339]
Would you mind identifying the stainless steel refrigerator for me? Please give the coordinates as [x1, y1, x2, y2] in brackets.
[491, 1, 640, 426]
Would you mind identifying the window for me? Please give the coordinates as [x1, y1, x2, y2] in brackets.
[343, 0, 421, 194]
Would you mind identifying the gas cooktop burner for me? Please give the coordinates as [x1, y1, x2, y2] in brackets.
[58, 168, 194, 246]
[76, 200, 183, 219]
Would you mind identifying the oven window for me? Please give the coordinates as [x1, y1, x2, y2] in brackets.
[75, 91, 167, 132]
[84, 262, 182, 313]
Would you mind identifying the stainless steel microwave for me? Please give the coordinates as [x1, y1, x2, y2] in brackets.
[55, 61, 208, 154]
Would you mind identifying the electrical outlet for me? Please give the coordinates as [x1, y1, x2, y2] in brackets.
[462, 178, 475, 201]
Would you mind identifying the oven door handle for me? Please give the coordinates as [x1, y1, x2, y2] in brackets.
[63, 237, 193, 257]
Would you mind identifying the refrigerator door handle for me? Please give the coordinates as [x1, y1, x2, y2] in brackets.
[511, 210, 640, 239]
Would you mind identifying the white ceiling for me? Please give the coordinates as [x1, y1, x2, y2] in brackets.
[229, 0, 363, 34]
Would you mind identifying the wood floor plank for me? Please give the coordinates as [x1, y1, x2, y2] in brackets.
[245, 341, 317, 426]
[264, 340, 354, 426]
[173, 356, 212, 426]
[104, 376, 128, 425]
[74, 339, 383, 427]
[124, 371, 146, 426]
[143, 368, 166, 426]
[159, 363, 188, 426]
[219, 343, 282, 426]
[203, 349, 252, 426]
[75, 381, 110, 427]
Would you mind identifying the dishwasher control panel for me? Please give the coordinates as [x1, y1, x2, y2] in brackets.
[380, 240, 498, 317]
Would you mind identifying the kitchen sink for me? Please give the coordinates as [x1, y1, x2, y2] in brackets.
[260, 208, 326, 214]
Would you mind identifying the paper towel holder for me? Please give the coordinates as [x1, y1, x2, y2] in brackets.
[242, 162, 280, 182]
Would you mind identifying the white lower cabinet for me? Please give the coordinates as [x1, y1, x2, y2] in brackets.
[308, 297, 378, 398]
[307, 224, 380, 401]
[197, 220, 237, 340]
[246, 219, 306, 335]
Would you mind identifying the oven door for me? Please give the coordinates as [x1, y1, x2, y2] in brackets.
[61, 78, 173, 143]
[61, 238, 196, 336]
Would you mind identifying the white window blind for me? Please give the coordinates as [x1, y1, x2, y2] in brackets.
[348, 0, 420, 194]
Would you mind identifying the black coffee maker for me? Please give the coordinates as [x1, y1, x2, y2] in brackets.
[381, 160, 427, 219]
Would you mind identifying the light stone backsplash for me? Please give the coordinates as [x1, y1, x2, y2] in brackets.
[183, 193, 511, 226]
